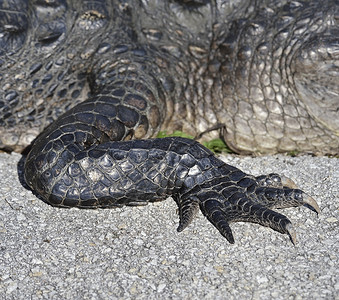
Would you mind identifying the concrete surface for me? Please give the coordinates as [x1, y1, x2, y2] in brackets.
[0, 152, 338, 299]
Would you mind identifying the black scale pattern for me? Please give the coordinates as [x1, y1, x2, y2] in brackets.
[7, 0, 321, 244]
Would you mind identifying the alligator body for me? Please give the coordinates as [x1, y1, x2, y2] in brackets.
[1, 0, 335, 243]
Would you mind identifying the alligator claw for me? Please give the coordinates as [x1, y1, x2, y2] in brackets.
[195, 164, 320, 244]
[285, 223, 297, 245]
[280, 176, 320, 214]
[303, 194, 320, 214]
[281, 175, 298, 189]
[175, 196, 200, 232]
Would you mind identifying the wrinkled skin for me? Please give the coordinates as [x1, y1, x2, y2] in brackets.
[0, 0, 334, 243]
[1, 0, 338, 154]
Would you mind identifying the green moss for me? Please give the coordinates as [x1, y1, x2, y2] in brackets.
[203, 138, 232, 154]
[157, 131, 232, 154]
[287, 150, 300, 157]
[156, 130, 194, 139]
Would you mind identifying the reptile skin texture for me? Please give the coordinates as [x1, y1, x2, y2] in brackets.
[0, 0, 329, 243]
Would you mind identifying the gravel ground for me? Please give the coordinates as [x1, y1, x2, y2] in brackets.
[0, 152, 338, 300]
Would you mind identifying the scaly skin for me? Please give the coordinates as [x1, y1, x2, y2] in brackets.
[1, 0, 329, 243]
[0, 0, 338, 153]
[25, 135, 320, 244]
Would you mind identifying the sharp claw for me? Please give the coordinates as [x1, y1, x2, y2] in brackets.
[281, 175, 298, 189]
[177, 224, 184, 232]
[281, 177, 320, 215]
[285, 223, 297, 245]
[303, 194, 321, 215]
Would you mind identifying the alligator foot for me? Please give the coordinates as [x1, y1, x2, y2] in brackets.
[198, 173, 320, 244]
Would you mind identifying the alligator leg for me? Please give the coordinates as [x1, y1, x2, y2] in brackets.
[22, 2, 320, 244]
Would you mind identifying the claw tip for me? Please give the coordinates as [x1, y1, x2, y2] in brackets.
[281, 176, 298, 189]
[304, 194, 321, 215]
[286, 223, 297, 245]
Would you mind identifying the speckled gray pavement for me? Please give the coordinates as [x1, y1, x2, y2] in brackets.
[0, 152, 338, 299]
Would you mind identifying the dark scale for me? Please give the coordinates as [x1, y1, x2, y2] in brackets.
[2, 0, 336, 244]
